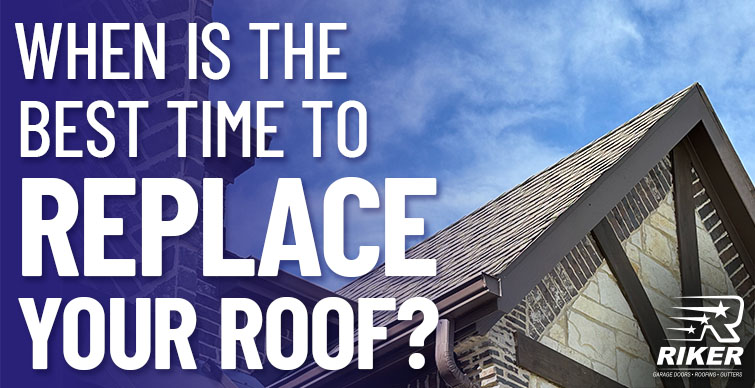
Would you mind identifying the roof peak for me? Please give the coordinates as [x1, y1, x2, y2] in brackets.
[339, 84, 697, 299]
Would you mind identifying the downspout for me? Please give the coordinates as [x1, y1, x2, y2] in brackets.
[435, 319, 478, 388]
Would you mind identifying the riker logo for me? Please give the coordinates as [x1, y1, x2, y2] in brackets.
[656, 296, 745, 367]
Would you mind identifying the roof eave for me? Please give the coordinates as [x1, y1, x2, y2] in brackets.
[269, 273, 502, 388]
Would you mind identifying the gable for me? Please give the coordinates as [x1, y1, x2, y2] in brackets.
[453, 157, 673, 387]
[459, 152, 753, 388]
[273, 84, 755, 388]
[338, 86, 695, 319]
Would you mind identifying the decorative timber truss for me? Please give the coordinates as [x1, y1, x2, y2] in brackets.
[265, 84, 755, 388]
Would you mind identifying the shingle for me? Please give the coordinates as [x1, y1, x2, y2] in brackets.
[337, 85, 695, 324]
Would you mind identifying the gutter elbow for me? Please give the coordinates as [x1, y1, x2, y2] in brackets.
[435, 319, 478, 388]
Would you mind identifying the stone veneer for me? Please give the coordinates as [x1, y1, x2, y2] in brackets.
[445, 155, 755, 388]
[535, 188, 753, 388]
[451, 157, 674, 388]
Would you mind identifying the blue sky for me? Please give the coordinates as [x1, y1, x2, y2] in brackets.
[212, 0, 755, 290]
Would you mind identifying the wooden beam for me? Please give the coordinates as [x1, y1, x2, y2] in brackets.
[591, 218, 685, 388]
[684, 133, 755, 284]
[690, 87, 755, 268]
[673, 145, 711, 388]
[674, 145, 704, 299]
[515, 331, 625, 388]
[495, 87, 704, 314]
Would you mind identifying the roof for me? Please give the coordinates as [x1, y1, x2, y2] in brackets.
[337, 84, 696, 320]
[274, 83, 755, 388]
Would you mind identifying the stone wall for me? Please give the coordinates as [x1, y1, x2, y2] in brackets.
[534, 189, 677, 388]
[453, 155, 755, 388]
[451, 158, 673, 388]
[533, 178, 753, 388]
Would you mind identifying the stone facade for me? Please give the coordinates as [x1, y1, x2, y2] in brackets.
[449, 158, 673, 388]
[451, 156, 755, 388]
[538, 261, 657, 387]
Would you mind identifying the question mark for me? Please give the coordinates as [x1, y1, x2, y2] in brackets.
[398, 297, 439, 369]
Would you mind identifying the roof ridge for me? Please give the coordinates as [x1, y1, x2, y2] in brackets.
[337, 83, 697, 296]
[522, 83, 696, 187]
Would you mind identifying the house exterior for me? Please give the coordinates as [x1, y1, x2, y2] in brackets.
[270, 84, 755, 388]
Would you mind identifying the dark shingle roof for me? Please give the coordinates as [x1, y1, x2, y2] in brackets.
[337, 85, 695, 318]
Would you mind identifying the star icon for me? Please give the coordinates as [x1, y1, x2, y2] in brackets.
[714, 301, 729, 318]
[700, 314, 709, 325]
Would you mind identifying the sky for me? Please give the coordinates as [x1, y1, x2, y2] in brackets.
[212, 0, 755, 290]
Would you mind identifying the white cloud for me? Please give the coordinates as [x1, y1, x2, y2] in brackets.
[342, 0, 755, 257]
[363, 0, 755, 167]
[217, 0, 755, 289]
